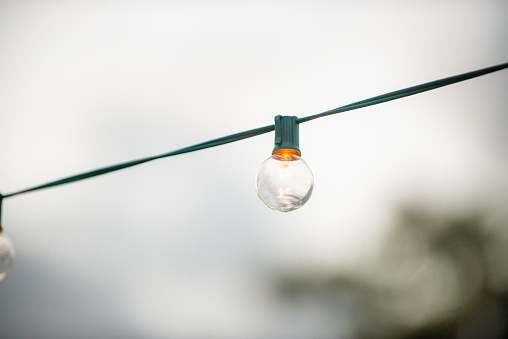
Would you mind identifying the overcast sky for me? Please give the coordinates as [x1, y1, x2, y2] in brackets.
[1, 1, 507, 338]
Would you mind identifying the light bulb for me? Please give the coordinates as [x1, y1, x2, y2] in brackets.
[256, 149, 314, 212]
[256, 115, 314, 212]
[0, 228, 15, 282]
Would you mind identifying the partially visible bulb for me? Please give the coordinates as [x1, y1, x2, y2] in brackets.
[0, 228, 15, 282]
[256, 149, 314, 212]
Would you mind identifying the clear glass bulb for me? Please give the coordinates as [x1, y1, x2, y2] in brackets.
[0, 230, 15, 282]
[256, 149, 314, 212]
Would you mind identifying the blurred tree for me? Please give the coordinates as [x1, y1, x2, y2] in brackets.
[273, 204, 508, 339]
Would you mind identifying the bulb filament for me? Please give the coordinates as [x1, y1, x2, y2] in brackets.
[280, 161, 290, 178]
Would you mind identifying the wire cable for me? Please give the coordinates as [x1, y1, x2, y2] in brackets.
[2, 61, 508, 200]
[2, 125, 275, 198]
[0, 194, 3, 230]
[297, 61, 508, 123]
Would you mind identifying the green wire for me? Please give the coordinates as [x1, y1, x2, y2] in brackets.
[297, 62, 508, 123]
[2, 61, 508, 200]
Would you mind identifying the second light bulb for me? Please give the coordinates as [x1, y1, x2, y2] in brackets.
[0, 227, 15, 282]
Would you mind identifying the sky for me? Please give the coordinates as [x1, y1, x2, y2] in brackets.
[1, 1, 508, 338]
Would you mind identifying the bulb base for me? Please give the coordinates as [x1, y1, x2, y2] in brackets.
[272, 115, 300, 155]
[272, 148, 301, 157]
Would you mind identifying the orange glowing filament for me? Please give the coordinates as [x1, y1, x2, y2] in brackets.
[280, 161, 289, 178]
[273, 149, 300, 180]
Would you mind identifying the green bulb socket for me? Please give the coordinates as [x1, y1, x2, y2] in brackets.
[272, 115, 300, 155]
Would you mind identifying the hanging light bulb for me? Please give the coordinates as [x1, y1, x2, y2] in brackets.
[256, 116, 314, 212]
[0, 225, 15, 282]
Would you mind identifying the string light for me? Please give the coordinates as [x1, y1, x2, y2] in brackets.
[256, 116, 314, 212]
[0, 62, 507, 282]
